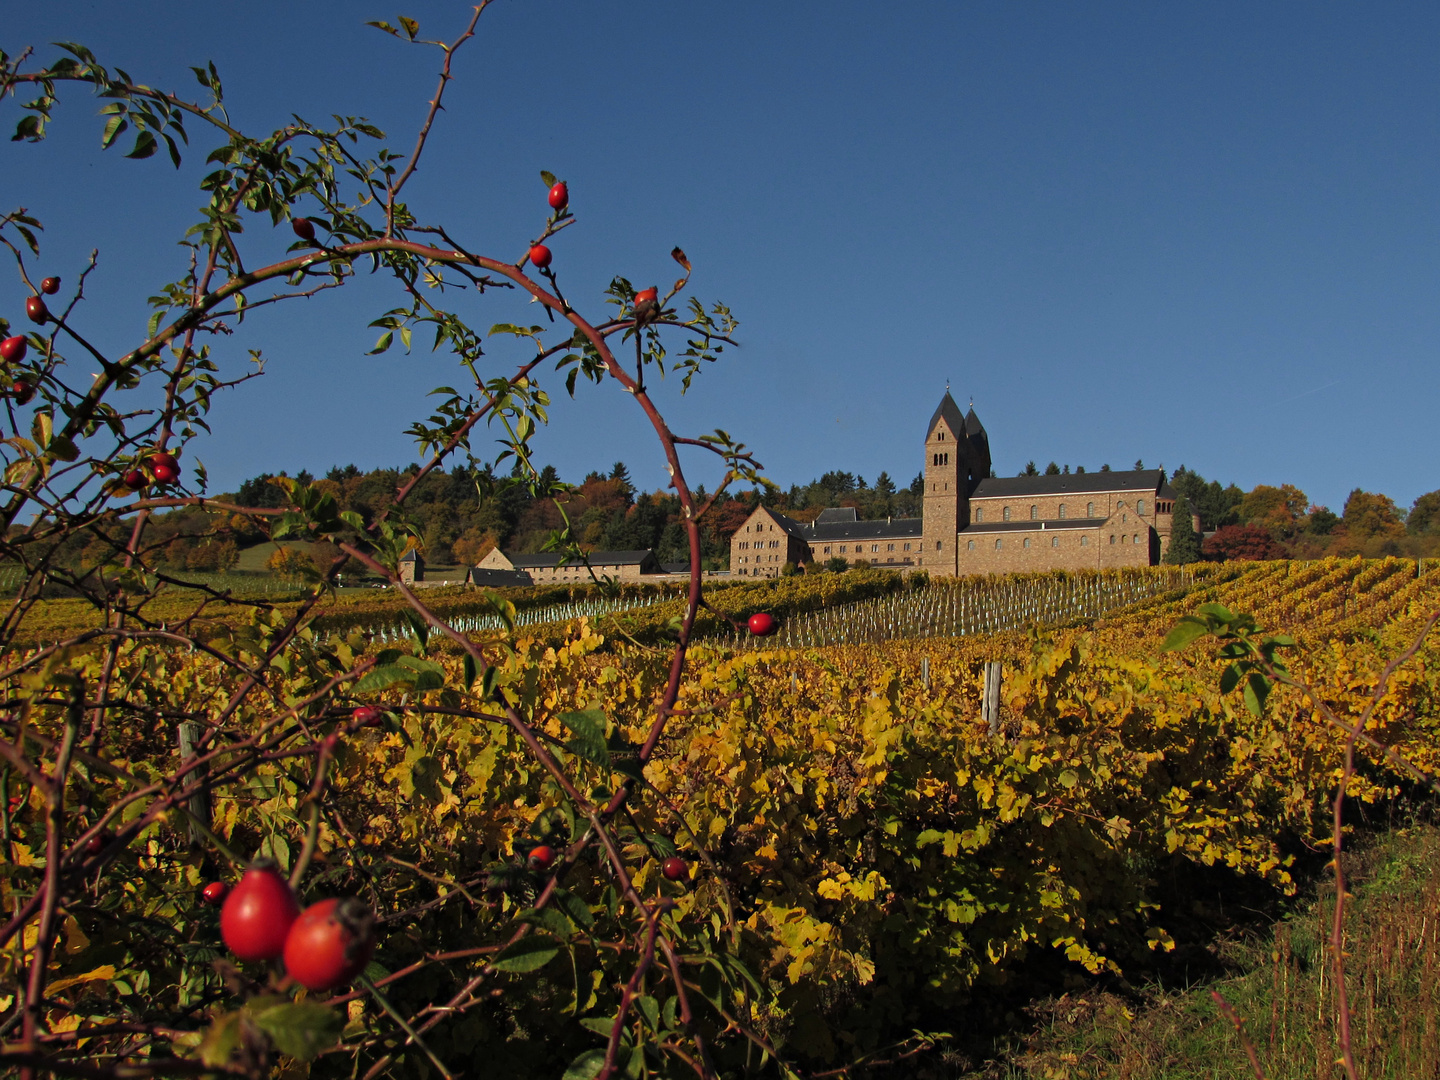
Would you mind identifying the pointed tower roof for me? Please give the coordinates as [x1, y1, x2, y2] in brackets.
[927, 391, 966, 438]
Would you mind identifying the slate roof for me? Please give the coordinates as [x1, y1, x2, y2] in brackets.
[815, 507, 859, 524]
[970, 469, 1165, 500]
[963, 407, 989, 459]
[927, 391, 967, 437]
[505, 550, 654, 569]
[802, 517, 923, 542]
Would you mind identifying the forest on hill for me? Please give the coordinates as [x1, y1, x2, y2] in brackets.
[36, 460, 1440, 577]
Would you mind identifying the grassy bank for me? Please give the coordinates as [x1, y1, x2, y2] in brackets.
[965, 823, 1440, 1080]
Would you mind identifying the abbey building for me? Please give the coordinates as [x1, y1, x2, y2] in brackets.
[730, 391, 1190, 578]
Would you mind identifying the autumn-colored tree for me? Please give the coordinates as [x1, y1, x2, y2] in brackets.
[266, 545, 316, 581]
[1409, 489, 1440, 535]
[1202, 523, 1284, 562]
[1342, 488, 1406, 542]
[1239, 483, 1308, 540]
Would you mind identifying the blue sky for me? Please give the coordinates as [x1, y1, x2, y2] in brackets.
[3, 2, 1436, 514]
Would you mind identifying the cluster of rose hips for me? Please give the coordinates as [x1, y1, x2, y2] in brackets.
[121, 450, 181, 492]
[0, 277, 60, 405]
[526, 181, 568, 271]
[213, 862, 377, 993]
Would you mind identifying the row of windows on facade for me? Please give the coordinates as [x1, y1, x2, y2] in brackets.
[971, 500, 1144, 523]
[735, 539, 783, 549]
[963, 533, 1145, 551]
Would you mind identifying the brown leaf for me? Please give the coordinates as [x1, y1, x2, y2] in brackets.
[671, 246, 691, 271]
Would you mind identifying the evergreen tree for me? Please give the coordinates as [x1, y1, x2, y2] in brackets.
[1044, 461, 1060, 475]
[1022, 461, 1039, 476]
[1165, 495, 1202, 564]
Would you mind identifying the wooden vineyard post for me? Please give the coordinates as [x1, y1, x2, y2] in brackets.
[177, 720, 210, 847]
[982, 661, 1003, 735]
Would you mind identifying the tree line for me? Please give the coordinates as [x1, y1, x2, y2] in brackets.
[35, 460, 1437, 577]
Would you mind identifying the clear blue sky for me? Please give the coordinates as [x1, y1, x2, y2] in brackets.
[4, 2, 1437, 515]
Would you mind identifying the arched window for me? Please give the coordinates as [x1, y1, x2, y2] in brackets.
[937, 430, 945, 441]
[974, 508, 983, 522]
[994, 538, 1002, 550]
[967, 540, 975, 550]
[1137, 500, 1146, 515]
[1109, 535, 1116, 545]
[1003, 506, 1011, 521]
[1051, 536, 1059, 548]
[1134, 534, 1141, 544]
[1058, 504, 1067, 519]
[1081, 536, 1089, 547]
[1029, 505, 1038, 520]
[1022, 537, 1031, 548]
[1087, 502, 1095, 517]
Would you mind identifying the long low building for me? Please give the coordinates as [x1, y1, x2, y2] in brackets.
[471, 548, 724, 586]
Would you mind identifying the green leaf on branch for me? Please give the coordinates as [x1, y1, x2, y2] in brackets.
[1160, 616, 1209, 652]
[563, 1049, 607, 1080]
[558, 709, 610, 769]
[491, 933, 561, 973]
[249, 1000, 343, 1061]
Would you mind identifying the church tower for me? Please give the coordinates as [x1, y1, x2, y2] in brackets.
[921, 392, 967, 575]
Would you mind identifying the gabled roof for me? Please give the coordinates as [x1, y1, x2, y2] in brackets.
[815, 507, 858, 524]
[970, 469, 1166, 499]
[754, 506, 810, 539]
[927, 391, 966, 438]
[399, 549, 423, 562]
[505, 549, 655, 569]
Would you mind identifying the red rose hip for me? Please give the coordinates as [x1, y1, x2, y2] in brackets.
[747, 612, 776, 636]
[662, 856, 687, 881]
[282, 897, 376, 991]
[202, 881, 229, 906]
[291, 217, 316, 242]
[221, 863, 300, 962]
[1, 336, 26, 363]
[123, 470, 148, 491]
[12, 382, 34, 406]
[151, 462, 179, 484]
[547, 181, 568, 211]
[25, 296, 48, 324]
[351, 705, 382, 727]
[41, 277, 60, 295]
[528, 844, 556, 872]
[528, 243, 552, 269]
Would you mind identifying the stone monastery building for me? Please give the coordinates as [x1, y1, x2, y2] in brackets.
[731, 391, 1189, 578]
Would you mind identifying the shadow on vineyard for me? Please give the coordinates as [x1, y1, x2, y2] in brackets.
[960, 820, 1440, 1080]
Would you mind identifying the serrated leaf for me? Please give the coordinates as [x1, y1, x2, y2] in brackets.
[352, 664, 414, 694]
[1160, 617, 1209, 652]
[563, 1049, 608, 1080]
[194, 1011, 242, 1067]
[47, 436, 79, 463]
[126, 130, 158, 159]
[491, 933, 560, 973]
[558, 709, 609, 769]
[250, 1001, 343, 1061]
